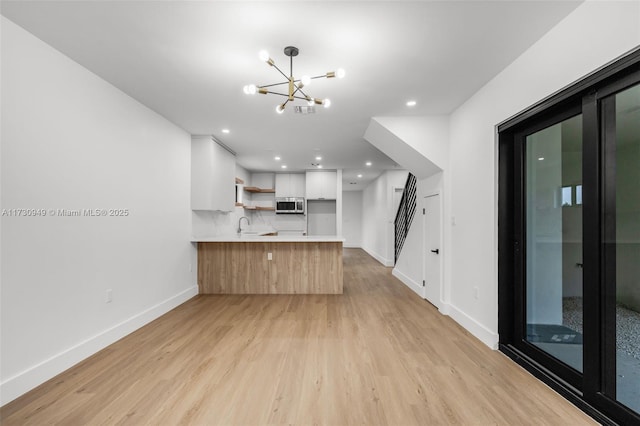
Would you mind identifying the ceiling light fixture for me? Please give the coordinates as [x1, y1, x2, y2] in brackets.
[244, 46, 345, 114]
[317, 165, 323, 169]
[315, 156, 322, 161]
[274, 156, 281, 161]
[406, 100, 417, 107]
[222, 129, 230, 134]
[281, 165, 287, 169]
[357, 174, 363, 178]
[365, 161, 372, 166]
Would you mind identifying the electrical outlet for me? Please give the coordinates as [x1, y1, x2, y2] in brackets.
[267, 252, 273, 261]
[106, 289, 113, 303]
[473, 286, 479, 300]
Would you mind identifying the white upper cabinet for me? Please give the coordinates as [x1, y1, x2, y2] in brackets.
[191, 136, 235, 211]
[305, 171, 337, 200]
[276, 173, 305, 198]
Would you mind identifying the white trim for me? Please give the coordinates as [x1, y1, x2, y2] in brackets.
[343, 243, 362, 248]
[441, 302, 499, 349]
[362, 246, 394, 267]
[392, 268, 424, 298]
[0, 285, 199, 405]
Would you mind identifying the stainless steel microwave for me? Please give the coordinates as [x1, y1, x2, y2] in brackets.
[275, 197, 304, 214]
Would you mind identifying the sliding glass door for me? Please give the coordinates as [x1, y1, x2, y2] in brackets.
[524, 113, 584, 374]
[498, 50, 640, 425]
[602, 82, 640, 414]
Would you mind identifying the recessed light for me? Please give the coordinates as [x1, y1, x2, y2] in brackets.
[222, 129, 230, 134]
[357, 174, 363, 178]
[365, 161, 372, 166]
[274, 156, 281, 161]
[315, 156, 322, 161]
[406, 100, 417, 107]
[538, 157, 545, 161]
[281, 165, 287, 169]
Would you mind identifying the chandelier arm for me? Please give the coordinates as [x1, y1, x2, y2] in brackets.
[262, 90, 313, 101]
[270, 63, 290, 81]
[259, 81, 290, 89]
[262, 91, 291, 98]
[292, 85, 309, 99]
[311, 75, 329, 80]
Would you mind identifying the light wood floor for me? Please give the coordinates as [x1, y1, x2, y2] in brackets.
[1, 249, 595, 425]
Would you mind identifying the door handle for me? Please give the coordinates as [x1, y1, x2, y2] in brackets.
[431, 249, 439, 254]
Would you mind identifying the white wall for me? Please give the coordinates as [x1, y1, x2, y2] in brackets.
[342, 191, 363, 248]
[372, 116, 450, 171]
[361, 170, 408, 266]
[445, 0, 640, 347]
[1, 17, 196, 404]
[364, 118, 442, 180]
[378, 1, 640, 349]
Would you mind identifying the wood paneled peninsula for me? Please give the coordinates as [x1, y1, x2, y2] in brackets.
[193, 235, 344, 294]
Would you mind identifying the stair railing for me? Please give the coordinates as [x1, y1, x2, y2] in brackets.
[394, 172, 417, 264]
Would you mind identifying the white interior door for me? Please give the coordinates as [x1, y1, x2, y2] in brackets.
[424, 194, 441, 307]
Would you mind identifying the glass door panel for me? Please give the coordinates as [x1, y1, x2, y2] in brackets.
[604, 82, 640, 412]
[525, 114, 583, 372]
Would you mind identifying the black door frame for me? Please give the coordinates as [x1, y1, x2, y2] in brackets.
[498, 47, 640, 426]
[511, 105, 584, 391]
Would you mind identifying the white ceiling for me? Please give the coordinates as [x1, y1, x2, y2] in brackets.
[1, 0, 581, 190]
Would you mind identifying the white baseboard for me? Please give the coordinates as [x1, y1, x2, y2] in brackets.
[362, 246, 394, 267]
[440, 302, 499, 349]
[343, 243, 361, 248]
[0, 285, 198, 406]
[392, 268, 424, 298]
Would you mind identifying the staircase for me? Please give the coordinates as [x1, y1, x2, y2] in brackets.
[394, 172, 417, 264]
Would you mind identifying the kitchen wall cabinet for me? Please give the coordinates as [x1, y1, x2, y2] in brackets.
[305, 171, 337, 199]
[191, 135, 235, 211]
[275, 173, 305, 198]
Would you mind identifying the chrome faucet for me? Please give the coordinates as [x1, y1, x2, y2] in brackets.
[237, 216, 250, 234]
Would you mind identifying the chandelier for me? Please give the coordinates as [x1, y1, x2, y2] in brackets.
[243, 46, 345, 114]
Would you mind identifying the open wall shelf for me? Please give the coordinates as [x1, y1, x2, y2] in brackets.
[244, 187, 275, 193]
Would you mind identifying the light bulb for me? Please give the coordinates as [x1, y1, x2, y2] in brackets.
[276, 104, 285, 114]
[243, 84, 257, 95]
[301, 75, 311, 86]
[323, 99, 331, 108]
[336, 68, 346, 79]
[259, 50, 270, 62]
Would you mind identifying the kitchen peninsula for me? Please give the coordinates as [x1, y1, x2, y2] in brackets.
[193, 234, 344, 294]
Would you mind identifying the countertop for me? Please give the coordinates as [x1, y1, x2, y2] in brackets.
[191, 234, 345, 243]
